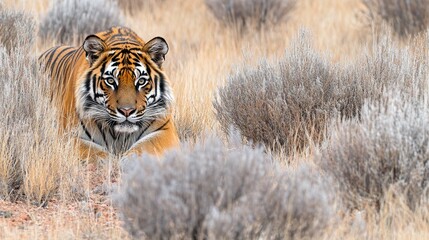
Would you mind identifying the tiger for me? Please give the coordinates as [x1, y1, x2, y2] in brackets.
[39, 27, 180, 160]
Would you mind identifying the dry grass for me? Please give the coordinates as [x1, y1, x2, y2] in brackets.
[0, 9, 83, 204]
[1, 0, 429, 239]
[0, 10, 34, 54]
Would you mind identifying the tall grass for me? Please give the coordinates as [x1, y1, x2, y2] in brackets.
[0, 9, 34, 53]
[0, 9, 83, 203]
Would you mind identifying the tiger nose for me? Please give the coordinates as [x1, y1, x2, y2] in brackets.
[118, 107, 136, 117]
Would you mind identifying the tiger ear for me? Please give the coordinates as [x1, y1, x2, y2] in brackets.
[144, 37, 169, 67]
[83, 35, 106, 65]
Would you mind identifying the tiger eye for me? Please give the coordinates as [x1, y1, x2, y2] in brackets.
[106, 78, 115, 85]
[138, 78, 146, 85]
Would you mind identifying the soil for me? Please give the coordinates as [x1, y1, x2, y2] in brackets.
[0, 163, 127, 238]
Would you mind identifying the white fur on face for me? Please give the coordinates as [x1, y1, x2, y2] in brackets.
[104, 61, 119, 78]
[113, 123, 139, 133]
[135, 62, 159, 106]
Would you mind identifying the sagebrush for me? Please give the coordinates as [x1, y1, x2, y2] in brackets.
[39, 0, 124, 44]
[363, 0, 429, 37]
[118, 0, 166, 15]
[214, 32, 342, 153]
[205, 0, 296, 31]
[318, 92, 429, 211]
[335, 35, 428, 117]
[215, 32, 428, 153]
[117, 134, 335, 239]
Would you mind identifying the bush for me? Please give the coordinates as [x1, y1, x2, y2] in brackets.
[215, 32, 428, 153]
[214, 32, 342, 153]
[116, 134, 335, 239]
[336, 35, 428, 117]
[205, 0, 296, 30]
[0, 11, 83, 203]
[363, 0, 429, 37]
[318, 93, 429, 211]
[0, 10, 34, 53]
[39, 0, 124, 44]
[118, 0, 166, 15]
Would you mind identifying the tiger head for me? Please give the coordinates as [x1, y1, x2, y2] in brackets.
[76, 27, 173, 134]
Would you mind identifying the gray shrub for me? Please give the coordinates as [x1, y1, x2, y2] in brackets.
[336, 36, 428, 118]
[0, 46, 47, 200]
[214, 32, 342, 153]
[118, 0, 165, 15]
[116, 134, 335, 239]
[39, 0, 124, 44]
[0, 9, 82, 202]
[318, 93, 429, 211]
[0, 10, 40, 199]
[205, 0, 296, 30]
[214, 32, 428, 153]
[363, 0, 429, 37]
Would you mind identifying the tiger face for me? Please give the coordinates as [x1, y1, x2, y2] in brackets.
[76, 34, 172, 134]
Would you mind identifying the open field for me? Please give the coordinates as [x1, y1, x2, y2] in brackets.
[1, 0, 429, 239]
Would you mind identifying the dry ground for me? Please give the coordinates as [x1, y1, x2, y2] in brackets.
[1, 0, 428, 239]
